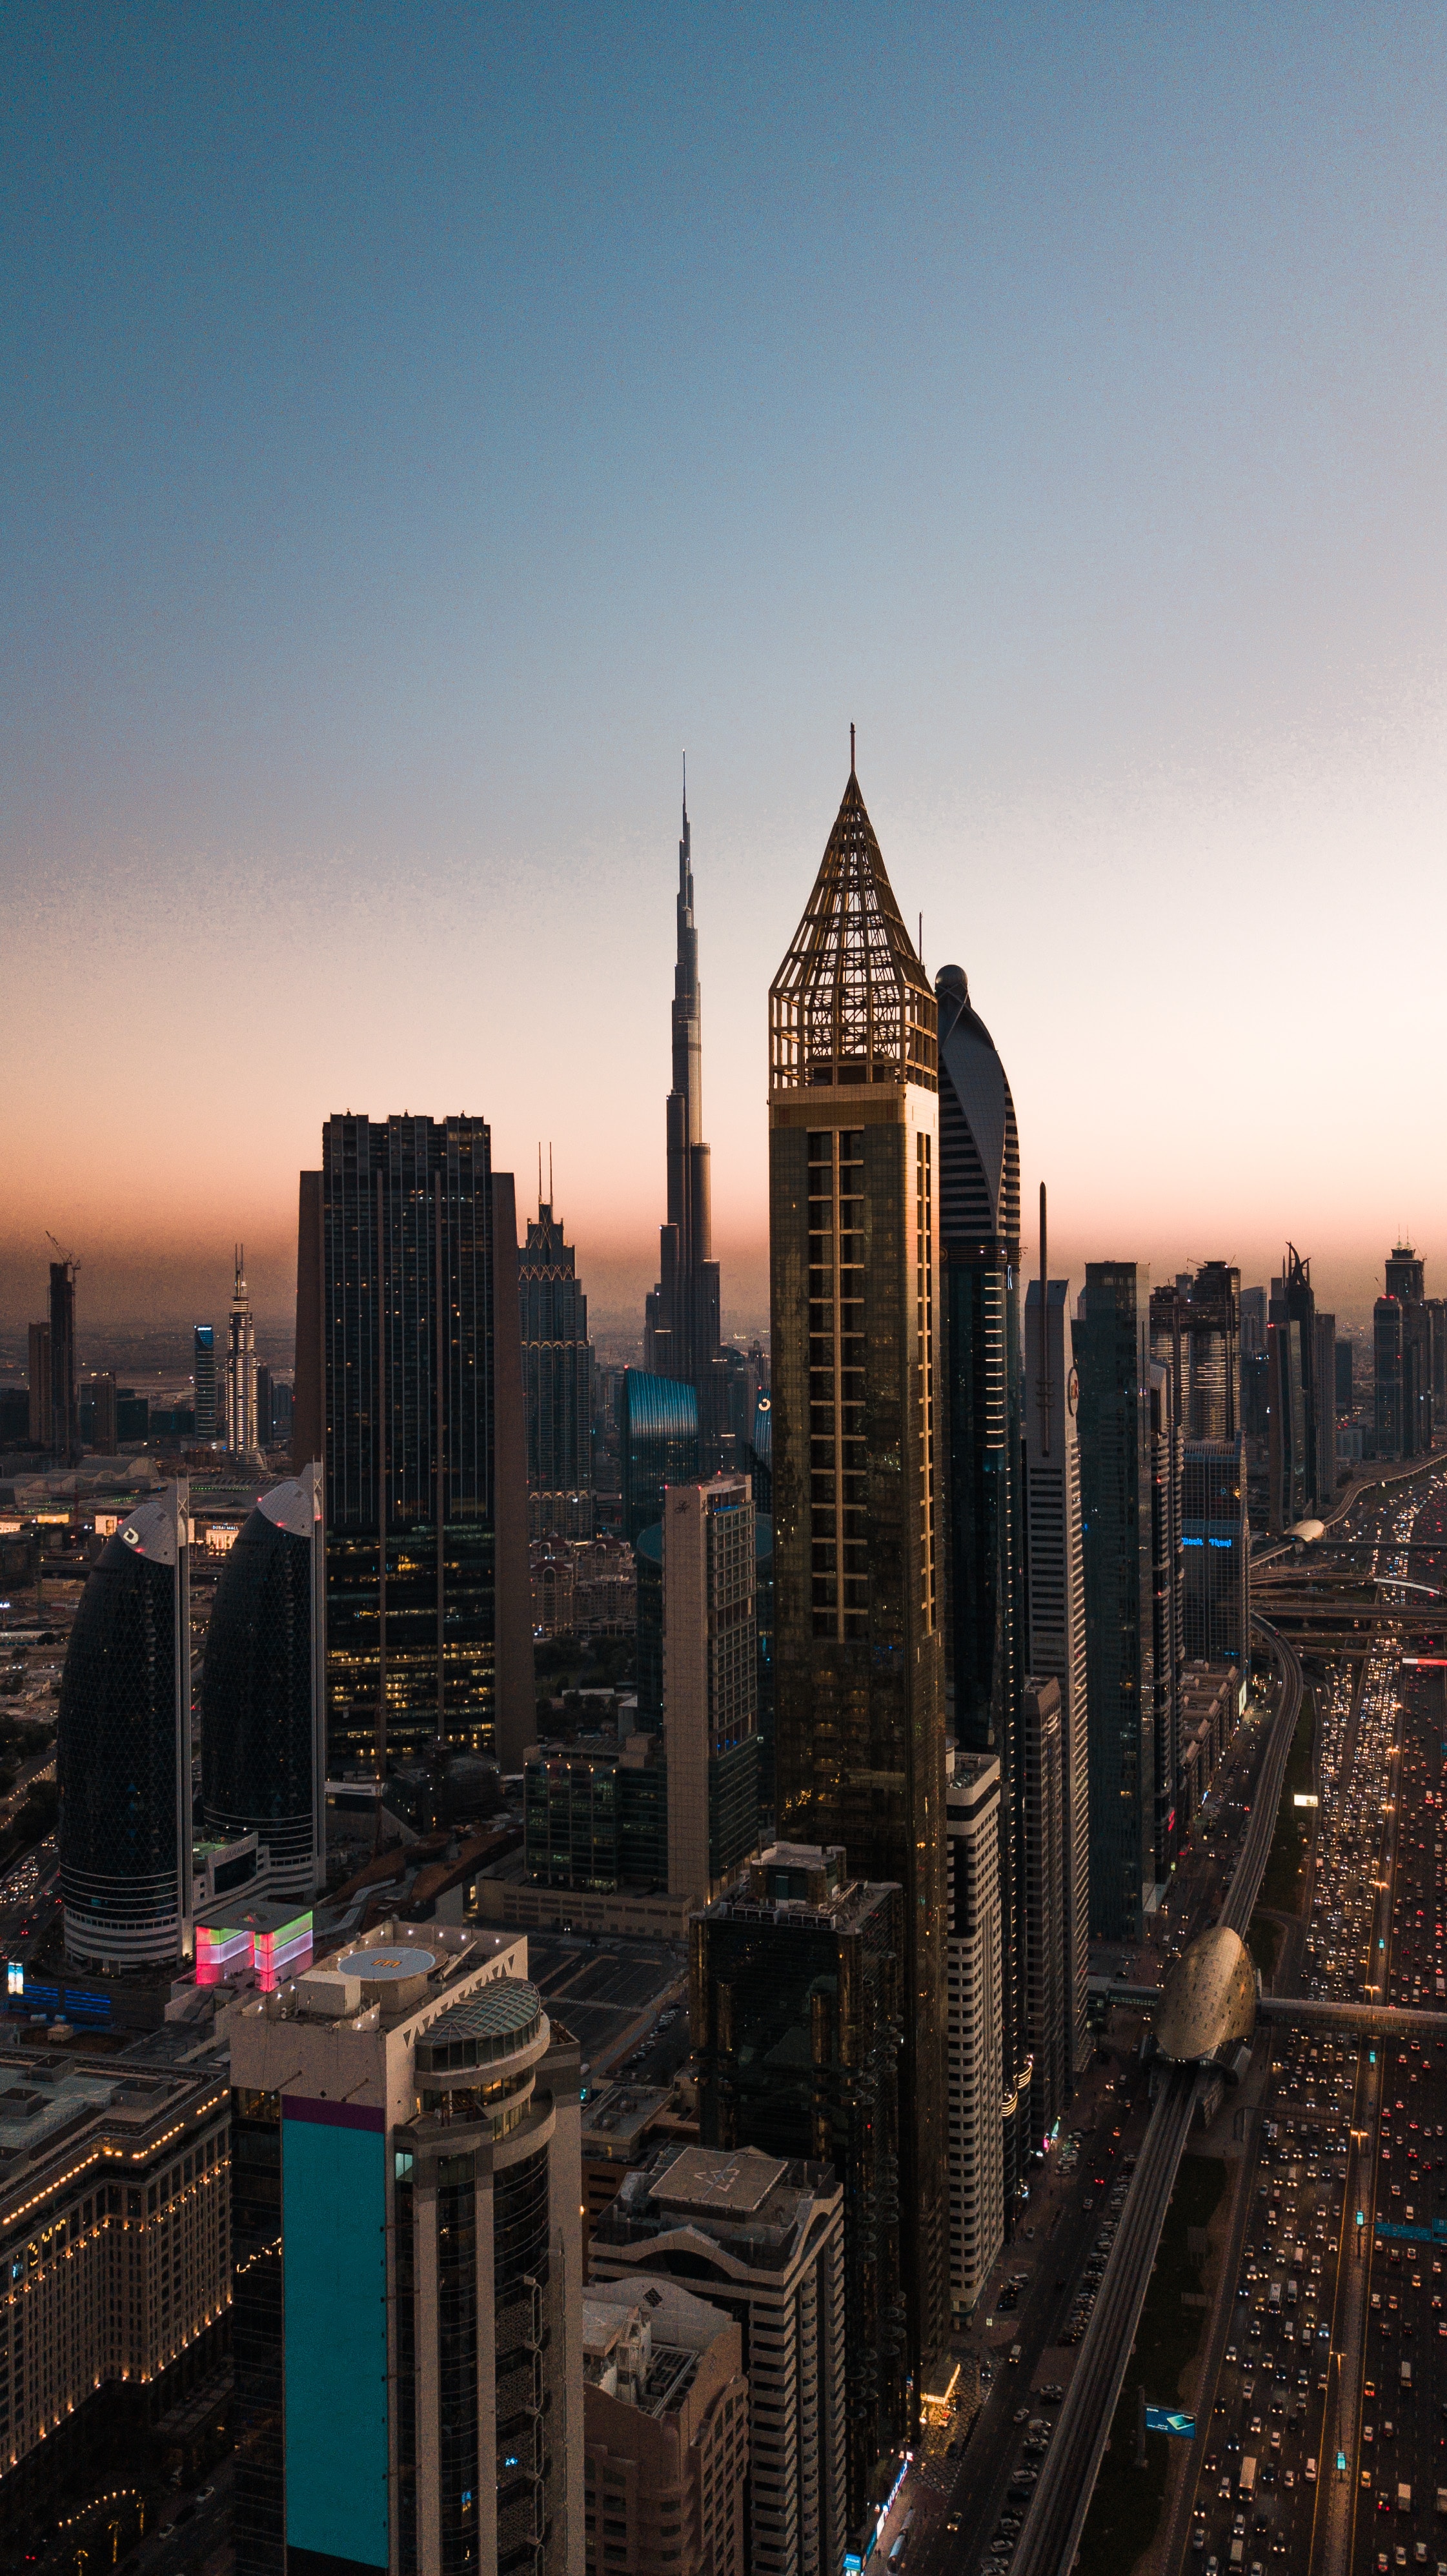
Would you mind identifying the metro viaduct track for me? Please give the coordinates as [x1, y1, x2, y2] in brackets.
[1009, 1618, 1304, 2576]
[1092, 1981, 1447, 2048]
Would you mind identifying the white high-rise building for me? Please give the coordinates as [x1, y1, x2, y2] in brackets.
[1024, 1271, 1091, 2090]
[663, 1475, 759, 1904]
[591, 2142, 846, 2576]
[225, 1247, 258, 1456]
[945, 1749, 1004, 2317]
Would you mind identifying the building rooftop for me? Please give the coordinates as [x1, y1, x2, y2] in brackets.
[582, 2081, 674, 2159]
[594, 2140, 840, 2273]
[0, 2048, 224, 2199]
[652, 2145, 787, 2217]
[583, 2275, 735, 2415]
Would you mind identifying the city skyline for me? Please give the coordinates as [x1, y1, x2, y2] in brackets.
[7, 8, 1447, 1336]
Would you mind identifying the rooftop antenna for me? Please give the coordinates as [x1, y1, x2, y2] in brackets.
[850, 721, 856, 774]
[549, 1141, 554, 1204]
[538, 1142, 543, 1212]
[1037, 1181, 1052, 1458]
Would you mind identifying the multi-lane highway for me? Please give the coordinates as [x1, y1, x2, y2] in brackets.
[1167, 1465, 1447, 2576]
[1005, 1618, 1304, 2576]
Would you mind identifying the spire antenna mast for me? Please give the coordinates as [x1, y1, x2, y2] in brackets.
[850, 721, 855, 774]
[1038, 1180, 1052, 1459]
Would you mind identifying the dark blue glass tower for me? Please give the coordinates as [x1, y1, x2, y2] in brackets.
[1074, 1263, 1155, 1942]
[57, 1481, 192, 1967]
[935, 962, 1029, 2215]
[202, 1467, 325, 1895]
[618, 1367, 699, 1544]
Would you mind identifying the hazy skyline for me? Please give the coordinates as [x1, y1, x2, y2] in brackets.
[6, 5, 1447, 1340]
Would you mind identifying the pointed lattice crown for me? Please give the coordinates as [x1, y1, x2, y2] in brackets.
[769, 772, 937, 1092]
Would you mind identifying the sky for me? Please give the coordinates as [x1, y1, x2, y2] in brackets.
[5, 1, 1447, 1347]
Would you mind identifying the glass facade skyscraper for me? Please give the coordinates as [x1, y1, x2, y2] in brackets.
[518, 1187, 593, 1529]
[645, 778, 722, 1421]
[57, 1480, 192, 1967]
[48, 1256, 79, 1464]
[691, 1846, 905, 2536]
[201, 1465, 325, 1895]
[1376, 1243, 1432, 1461]
[228, 1923, 585, 2576]
[1269, 1245, 1334, 1522]
[618, 1368, 700, 1545]
[194, 1321, 218, 1440]
[768, 761, 948, 2400]
[1022, 1269, 1091, 2095]
[1073, 1264, 1155, 1944]
[1182, 1434, 1250, 1664]
[933, 960, 1029, 2211]
[303, 1113, 533, 1773]
[226, 1250, 259, 1455]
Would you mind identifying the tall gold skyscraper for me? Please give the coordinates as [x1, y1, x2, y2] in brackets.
[767, 760, 949, 2403]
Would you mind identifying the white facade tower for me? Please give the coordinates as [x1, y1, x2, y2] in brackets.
[1023, 1236, 1091, 2093]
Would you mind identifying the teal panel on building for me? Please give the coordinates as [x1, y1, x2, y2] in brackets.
[283, 2100, 389, 2572]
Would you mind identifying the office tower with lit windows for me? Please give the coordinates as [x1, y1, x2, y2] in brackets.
[202, 1467, 325, 1896]
[767, 760, 948, 2393]
[295, 1114, 534, 1774]
[48, 1258, 79, 1463]
[227, 1920, 584, 2576]
[1149, 1360, 1183, 1886]
[86, 1371, 117, 1454]
[690, 1844, 904, 2535]
[662, 1476, 760, 1905]
[1313, 1310, 1338, 1494]
[1268, 1246, 1333, 1525]
[1022, 1268, 1090, 2092]
[645, 779, 722, 1425]
[226, 1251, 259, 1456]
[1073, 1264, 1155, 1943]
[194, 1322, 219, 1440]
[520, 1183, 594, 1534]
[619, 1370, 700, 1544]
[945, 1751, 1004, 2319]
[26, 1319, 51, 1448]
[1376, 1243, 1432, 1462]
[933, 958, 1029, 2210]
[1022, 1678, 1065, 2141]
[1181, 1436, 1250, 1664]
[57, 1482, 192, 1967]
[1149, 1263, 1242, 1444]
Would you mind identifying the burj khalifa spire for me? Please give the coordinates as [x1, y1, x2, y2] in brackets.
[645, 764, 722, 1400]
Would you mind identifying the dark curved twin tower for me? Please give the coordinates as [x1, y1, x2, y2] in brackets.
[200, 1467, 325, 1896]
[57, 1467, 325, 1968]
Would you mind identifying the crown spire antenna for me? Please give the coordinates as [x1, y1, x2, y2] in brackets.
[850, 721, 855, 776]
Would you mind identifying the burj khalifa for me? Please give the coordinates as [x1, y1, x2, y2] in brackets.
[645, 771, 721, 1399]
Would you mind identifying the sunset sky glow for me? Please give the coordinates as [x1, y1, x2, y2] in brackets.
[6, 5, 1447, 1341]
